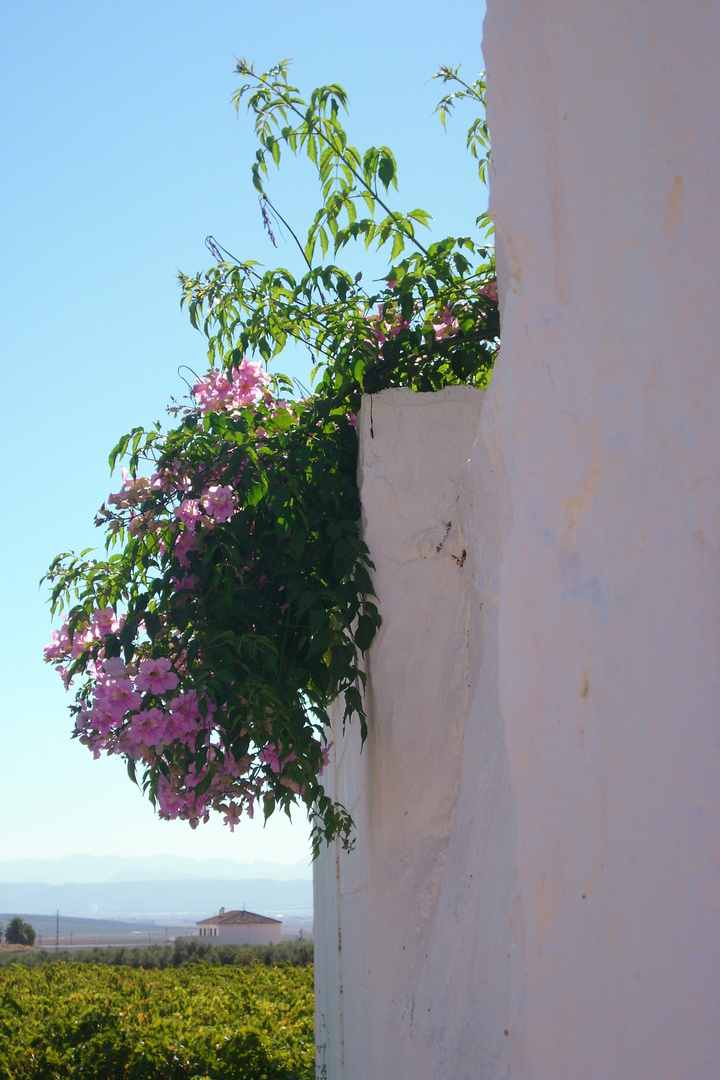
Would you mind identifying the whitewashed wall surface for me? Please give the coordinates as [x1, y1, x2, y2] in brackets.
[315, 3, 720, 1078]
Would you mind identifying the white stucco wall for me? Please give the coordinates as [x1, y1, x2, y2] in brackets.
[482, 4, 720, 1076]
[315, 4, 720, 1078]
[315, 386, 520, 1080]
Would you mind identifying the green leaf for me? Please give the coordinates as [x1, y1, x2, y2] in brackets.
[144, 610, 161, 642]
[288, 529, 306, 561]
[391, 231, 405, 261]
[377, 147, 397, 191]
[354, 614, 377, 653]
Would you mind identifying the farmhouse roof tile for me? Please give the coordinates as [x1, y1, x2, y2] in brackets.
[196, 909, 281, 927]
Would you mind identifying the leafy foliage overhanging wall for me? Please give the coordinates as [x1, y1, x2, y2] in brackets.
[44, 61, 498, 855]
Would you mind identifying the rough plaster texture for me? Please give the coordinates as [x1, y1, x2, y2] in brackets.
[315, 3, 720, 1078]
[483, 2, 720, 1076]
[315, 387, 519, 1080]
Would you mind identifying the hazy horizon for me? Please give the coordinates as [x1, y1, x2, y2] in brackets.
[0, 853, 313, 885]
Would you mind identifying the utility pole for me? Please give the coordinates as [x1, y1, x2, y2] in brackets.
[56, 910, 59, 952]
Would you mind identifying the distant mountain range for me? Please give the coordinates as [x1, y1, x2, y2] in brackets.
[0, 855, 314, 922]
[0, 854, 312, 885]
[0, 879, 313, 921]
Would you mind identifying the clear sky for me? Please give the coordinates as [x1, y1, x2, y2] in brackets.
[0, 0, 487, 866]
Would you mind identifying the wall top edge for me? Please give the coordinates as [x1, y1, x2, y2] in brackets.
[360, 386, 485, 409]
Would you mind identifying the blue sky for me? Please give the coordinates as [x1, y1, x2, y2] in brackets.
[0, 0, 487, 866]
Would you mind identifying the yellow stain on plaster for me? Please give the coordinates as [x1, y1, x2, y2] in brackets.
[663, 174, 684, 235]
[562, 458, 602, 554]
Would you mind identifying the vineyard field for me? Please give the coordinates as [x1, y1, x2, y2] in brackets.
[0, 961, 314, 1079]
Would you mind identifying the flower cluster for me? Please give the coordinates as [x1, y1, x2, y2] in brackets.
[192, 358, 271, 415]
[45, 357, 341, 842]
[45, 604, 326, 832]
[364, 302, 411, 347]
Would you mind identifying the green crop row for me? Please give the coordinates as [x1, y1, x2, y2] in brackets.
[0, 939, 314, 971]
[0, 962, 314, 1079]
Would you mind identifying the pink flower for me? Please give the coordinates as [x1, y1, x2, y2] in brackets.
[90, 607, 121, 637]
[128, 511, 159, 538]
[69, 627, 95, 659]
[193, 359, 271, 415]
[128, 706, 166, 747]
[319, 742, 333, 774]
[94, 676, 142, 717]
[174, 499, 202, 525]
[168, 691, 202, 742]
[259, 743, 297, 774]
[148, 472, 167, 492]
[156, 775, 185, 820]
[168, 689, 200, 720]
[135, 657, 179, 695]
[82, 701, 121, 737]
[478, 279, 498, 302]
[108, 468, 152, 508]
[172, 574, 196, 593]
[220, 750, 246, 780]
[172, 529, 197, 568]
[387, 318, 410, 339]
[201, 485, 238, 523]
[44, 624, 70, 661]
[98, 657, 128, 679]
[229, 358, 271, 403]
[432, 305, 460, 342]
[222, 802, 242, 831]
[185, 761, 207, 789]
[159, 711, 185, 743]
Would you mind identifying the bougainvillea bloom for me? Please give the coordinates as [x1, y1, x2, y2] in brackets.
[259, 744, 297, 774]
[193, 358, 270, 414]
[98, 657, 129, 679]
[172, 529, 197, 568]
[174, 498, 202, 525]
[90, 607, 122, 637]
[201, 485, 238, 523]
[94, 677, 142, 717]
[44, 624, 70, 661]
[156, 775, 184, 819]
[432, 305, 460, 341]
[128, 707, 167, 748]
[478, 279, 498, 302]
[135, 657, 179, 695]
[222, 802, 242, 831]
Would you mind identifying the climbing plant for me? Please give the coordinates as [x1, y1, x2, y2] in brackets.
[44, 61, 498, 855]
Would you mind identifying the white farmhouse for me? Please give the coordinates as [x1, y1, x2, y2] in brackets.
[196, 907, 281, 946]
